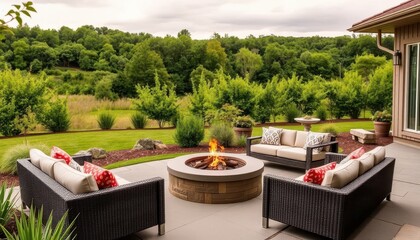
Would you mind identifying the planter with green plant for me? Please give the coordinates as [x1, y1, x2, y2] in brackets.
[372, 110, 392, 137]
[232, 116, 255, 138]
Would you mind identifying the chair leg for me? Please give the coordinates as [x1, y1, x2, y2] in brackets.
[262, 217, 269, 228]
[158, 223, 165, 235]
[386, 194, 391, 201]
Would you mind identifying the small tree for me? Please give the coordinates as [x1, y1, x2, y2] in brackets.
[134, 71, 178, 128]
[189, 71, 214, 119]
[38, 97, 71, 132]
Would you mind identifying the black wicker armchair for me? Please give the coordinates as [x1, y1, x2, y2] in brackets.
[17, 155, 165, 240]
[262, 153, 395, 240]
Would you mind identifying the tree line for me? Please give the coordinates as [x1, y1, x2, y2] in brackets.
[0, 25, 394, 97]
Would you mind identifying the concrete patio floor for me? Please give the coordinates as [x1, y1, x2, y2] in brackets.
[8, 142, 420, 239]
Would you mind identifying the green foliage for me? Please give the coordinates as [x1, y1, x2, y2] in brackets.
[0, 2, 36, 40]
[283, 103, 301, 123]
[213, 104, 242, 124]
[0, 143, 49, 174]
[234, 134, 247, 147]
[130, 112, 148, 129]
[205, 39, 227, 71]
[367, 61, 393, 113]
[1, 207, 75, 240]
[38, 97, 70, 132]
[97, 112, 116, 130]
[278, 74, 303, 114]
[125, 43, 169, 88]
[174, 115, 205, 147]
[351, 53, 387, 80]
[372, 110, 392, 122]
[134, 72, 178, 128]
[0, 70, 47, 136]
[319, 124, 339, 136]
[234, 47, 263, 80]
[315, 105, 328, 121]
[189, 71, 215, 119]
[253, 77, 280, 123]
[95, 76, 117, 100]
[0, 183, 16, 228]
[209, 122, 235, 147]
[233, 116, 254, 128]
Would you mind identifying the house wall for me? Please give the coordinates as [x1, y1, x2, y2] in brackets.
[393, 23, 420, 148]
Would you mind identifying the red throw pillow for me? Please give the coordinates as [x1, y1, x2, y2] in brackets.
[348, 147, 366, 159]
[303, 162, 337, 185]
[51, 146, 72, 164]
[83, 162, 118, 189]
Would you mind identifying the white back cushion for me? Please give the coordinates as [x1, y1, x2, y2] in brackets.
[321, 160, 360, 188]
[29, 148, 46, 168]
[54, 162, 99, 194]
[281, 129, 297, 146]
[356, 153, 375, 175]
[36, 151, 65, 178]
[294, 131, 309, 148]
[367, 146, 386, 165]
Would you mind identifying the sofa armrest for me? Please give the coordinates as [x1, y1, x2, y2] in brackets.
[72, 153, 92, 165]
[306, 140, 339, 152]
[325, 153, 347, 164]
[246, 136, 262, 155]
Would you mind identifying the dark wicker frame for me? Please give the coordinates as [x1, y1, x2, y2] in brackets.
[262, 153, 395, 240]
[246, 136, 339, 170]
[17, 155, 165, 240]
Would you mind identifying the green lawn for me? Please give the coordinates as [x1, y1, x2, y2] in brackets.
[0, 120, 374, 158]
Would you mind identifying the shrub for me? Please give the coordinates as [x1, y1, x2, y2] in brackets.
[283, 103, 300, 123]
[320, 124, 339, 137]
[1, 207, 75, 240]
[235, 134, 247, 147]
[38, 98, 71, 132]
[233, 116, 254, 128]
[0, 144, 49, 174]
[97, 112, 116, 130]
[95, 76, 117, 101]
[209, 122, 235, 147]
[0, 183, 16, 229]
[131, 112, 148, 129]
[315, 105, 328, 121]
[174, 115, 205, 147]
[0, 70, 47, 136]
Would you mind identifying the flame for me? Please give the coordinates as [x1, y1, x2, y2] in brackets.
[208, 139, 225, 169]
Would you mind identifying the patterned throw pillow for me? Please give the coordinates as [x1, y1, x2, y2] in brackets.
[303, 162, 337, 185]
[303, 132, 325, 153]
[51, 146, 81, 171]
[340, 147, 366, 164]
[261, 127, 282, 145]
[83, 162, 119, 189]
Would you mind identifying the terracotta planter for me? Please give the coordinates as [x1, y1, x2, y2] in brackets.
[373, 121, 391, 137]
[233, 127, 253, 138]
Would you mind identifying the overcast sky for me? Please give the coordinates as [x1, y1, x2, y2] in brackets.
[0, 0, 405, 39]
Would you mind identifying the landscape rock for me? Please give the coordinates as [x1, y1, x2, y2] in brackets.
[133, 138, 167, 150]
[88, 147, 107, 159]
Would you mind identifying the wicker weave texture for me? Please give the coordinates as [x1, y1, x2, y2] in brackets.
[18, 158, 165, 240]
[263, 157, 395, 240]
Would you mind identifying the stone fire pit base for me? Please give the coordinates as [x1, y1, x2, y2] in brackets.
[167, 153, 264, 204]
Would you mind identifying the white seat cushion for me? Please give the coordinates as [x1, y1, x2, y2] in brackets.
[250, 144, 285, 156]
[321, 160, 360, 188]
[281, 129, 297, 146]
[276, 147, 326, 161]
[53, 162, 99, 194]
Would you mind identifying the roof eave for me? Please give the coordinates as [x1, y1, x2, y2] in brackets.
[349, 4, 420, 33]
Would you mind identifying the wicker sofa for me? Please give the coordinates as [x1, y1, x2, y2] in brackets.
[246, 129, 339, 170]
[17, 154, 165, 240]
[262, 152, 395, 240]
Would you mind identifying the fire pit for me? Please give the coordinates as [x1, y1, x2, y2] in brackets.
[167, 140, 264, 204]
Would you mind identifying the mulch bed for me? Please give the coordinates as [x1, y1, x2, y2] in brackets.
[0, 133, 393, 188]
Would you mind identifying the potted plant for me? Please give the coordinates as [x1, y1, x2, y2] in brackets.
[233, 116, 255, 138]
[372, 110, 392, 137]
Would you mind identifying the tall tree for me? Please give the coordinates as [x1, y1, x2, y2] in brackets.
[234, 47, 263, 80]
